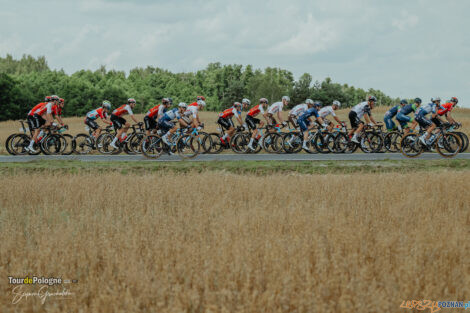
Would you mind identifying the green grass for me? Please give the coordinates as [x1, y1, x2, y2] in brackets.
[0, 159, 469, 175]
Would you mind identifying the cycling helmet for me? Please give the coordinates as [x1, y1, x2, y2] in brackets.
[45, 96, 52, 102]
[50, 95, 60, 101]
[162, 98, 170, 104]
[314, 100, 322, 106]
[234, 102, 242, 108]
[197, 96, 206, 101]
[178, 102, 187, 109]
[332, 100, 341, 107]
[282, 96, 290, 102]
[259, 98, 268, 104]
[168, 97, 173, 104]
[197, 100, 206, 106]
[414, 97, 422, 104]
[305, 99, 314, 105]
[128, 98, 136, 104]
[242, 98, 251, 105]
[59, 98, 64, 103]
[102, 100, 111, 109]
[368, 96, 377, 102]
[400, 99, 408, 105]
[451, 97, 458, 104]
[431, 97, 441, 102]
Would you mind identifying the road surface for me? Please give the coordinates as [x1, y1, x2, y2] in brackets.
[0, 153, 469, 162]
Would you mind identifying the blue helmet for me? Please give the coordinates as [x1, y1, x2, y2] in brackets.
[414, 97, 422, 104]
[400, 99, 408, 105]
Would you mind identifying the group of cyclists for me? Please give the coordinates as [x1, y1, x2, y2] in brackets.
[23, 93, 460, 154]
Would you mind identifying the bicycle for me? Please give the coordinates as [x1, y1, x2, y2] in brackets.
[73, 125, 114, 154]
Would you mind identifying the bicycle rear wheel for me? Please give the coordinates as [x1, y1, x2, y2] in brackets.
[61, 134, 74, 155]
[384, 131, 402, 153]
[141, 135, 164, 159]
[400, 133, 423, 158]
[177, 134, 200, 159]
[262, 132, 283, 153]
[10, 134, 31, 155]
[453, 132, 468, 152]
[73, 134, 93, 154]
[42, 134, 65, 155]
[436, 133, 461, 158]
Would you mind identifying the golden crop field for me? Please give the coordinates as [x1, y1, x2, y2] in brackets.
[0, 170, 469, 312]
[1, 107, 469, 155]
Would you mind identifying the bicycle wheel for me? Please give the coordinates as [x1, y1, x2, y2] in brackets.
[42, 134, 65, 155]
[5, 133, 20, 155]
[360, 132, 383, 153]
[97, 133, 121, 154]
[9, 134, 30, 155]
[436, 133, 461, 158]
[453, 132, 468, 152]
[205, 133, 224, 154]
[313, 131, 331, 154]
[231, 133, 250, 153]
[73, 134, 93, 154]
[198, 132, 212, 154]
[282, 132, 302, 153]
[141, 135, 164, 159]
[262, 132, 282, 153]
[177, 134, 200, 159]
[384, 131, 402, 153]
[60, 134, 74, 155]
[400, 133, 423, 158]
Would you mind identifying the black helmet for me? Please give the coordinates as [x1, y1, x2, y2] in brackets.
[400, 99, 408, 105]
[414, 97, 422, 104]
[368, 96, 377, 102]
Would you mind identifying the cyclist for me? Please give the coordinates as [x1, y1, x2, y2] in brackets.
[396, 98, 421, 135]
[266, 96, 289, 126]
[246, 98, 269, 151]
[288, 99, 313, 127]
[144, 98, 172, 136]
[26, 95, 61, 152]
[159, 103, 190, 145]
[110, 98, 139, 149]
[297, 101, 325, 151]
[85, 100, 113, 138]
[417, 97, 440, 145]
[437, 97, 458, 124]
[348, 96, 378, 144]
[319, 100, 343, 131]
[27, 96, 51, 132]
[184, 99, 206, 128]
[217, 102, 247, 144]
[384, 99, 407, 131]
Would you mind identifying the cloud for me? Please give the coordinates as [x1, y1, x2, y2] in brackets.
[391, 10, 419, 31]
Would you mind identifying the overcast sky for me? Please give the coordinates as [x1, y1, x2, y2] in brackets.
[1, 0, 469, 106]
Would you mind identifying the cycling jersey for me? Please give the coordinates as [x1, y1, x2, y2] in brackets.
[298, 107, 319, 121]
[399, 103, 419, 116]
[351, 102, 371, 119]
[184, 105, 199, 118]
[51, 104, 61, 116]
[160, 108, 182, 122]
[318, 106, 336, 118]
[112, 104, 133, 117]
[416, 103, 437, 117]
[219, 107, 240, 119]
[384, 105, 400, 118]
[289, 104, 307, 117]
[188, 101, 198, 107]
[248, 104, 265, 117]
[28, 102, 46, 116]
[267, 101, 284, 114]
[146, 104, 165, 119]
[33, 102, 54, 116]
[437, 102, 454, 116]
[86, 107, 108, 120]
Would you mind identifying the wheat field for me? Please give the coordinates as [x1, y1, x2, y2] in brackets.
[1, 107, 469, 154]
[0, 170, 469, 312]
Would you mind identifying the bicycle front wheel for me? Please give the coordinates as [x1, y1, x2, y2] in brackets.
[436, 133, 461, 158]
[177, 134, 200, 159]
[141, 135, 164, 159]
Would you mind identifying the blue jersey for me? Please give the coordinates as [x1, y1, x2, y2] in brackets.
[399, 103, 419, 116]
[385, 105, 400, 118]
[299, 108, 319, 121]
[159, 108, 181, 122]
[416, 102, 436, 117]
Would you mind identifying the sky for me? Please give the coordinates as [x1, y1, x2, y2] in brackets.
[1, 0, 469, 106]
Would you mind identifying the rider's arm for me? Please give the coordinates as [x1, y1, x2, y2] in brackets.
[334, 116, 342, 124]
[445, 112, 456, 124]
[178, 117, 188, 127]
[277, 111, 284, 123]
[55, 115, 65, 126]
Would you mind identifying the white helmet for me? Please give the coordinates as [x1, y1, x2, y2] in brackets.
[305, 99, 314, 105]
[197, 100, 206, 106]
[282, 96, 290, 102]
[431, 97, 441, 102]
[242, 98, 251, 105]
[332, 100, 341, 107]
[178, 102, 187, 109]
[234, 102, 242, 108]
[102, 100, 112, 110]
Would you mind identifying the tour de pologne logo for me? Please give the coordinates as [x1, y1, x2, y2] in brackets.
[8, 275, 78, 304]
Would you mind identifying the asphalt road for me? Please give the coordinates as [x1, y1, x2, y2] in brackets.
[0, 153, 469, 162]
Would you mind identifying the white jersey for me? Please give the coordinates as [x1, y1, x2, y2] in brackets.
[184, 105, 199, 118]
[289, 104, 308, 117]
[319, 106, 336, 118]
[351, 101, 371, 119]
[267, 101, 284, 114]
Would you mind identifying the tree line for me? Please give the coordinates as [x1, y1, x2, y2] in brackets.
[0, 54, 399, 121]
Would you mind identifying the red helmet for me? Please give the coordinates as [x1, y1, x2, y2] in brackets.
[45, 96, 52, 102]
[59, 98, 64, 103]
[197, 96, 206, 101]
[451, 97, 458, 104]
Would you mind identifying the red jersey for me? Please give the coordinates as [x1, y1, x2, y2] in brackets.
[146, 104, 163, 119]
[248, 104, 265, 117]
[28, 102, 46, 116]
[189, 101, 198, 107]
[219, 107, 240, 119]
[34, 102, 54, 116]
[437, 102, 454, 116]
[112, 104, 133, 117]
